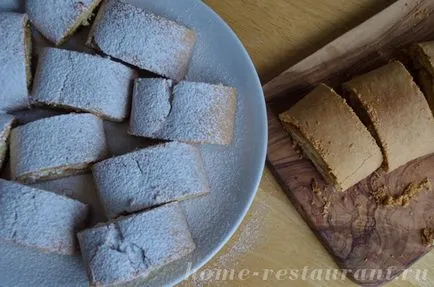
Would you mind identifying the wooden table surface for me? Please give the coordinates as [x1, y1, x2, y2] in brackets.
[181, 0, 434, 286]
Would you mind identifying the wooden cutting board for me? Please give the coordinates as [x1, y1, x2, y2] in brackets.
[265, 0, 434, 285]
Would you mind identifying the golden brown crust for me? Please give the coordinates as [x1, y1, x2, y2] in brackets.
[343, 61, 434, 172]
[279, 84, 383, 191]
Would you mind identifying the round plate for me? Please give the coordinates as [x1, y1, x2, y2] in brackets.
[0, 0, 267, 286]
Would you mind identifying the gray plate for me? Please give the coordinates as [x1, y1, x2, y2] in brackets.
[0, 0, 267, 286]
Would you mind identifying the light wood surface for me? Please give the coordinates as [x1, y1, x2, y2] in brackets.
[181, 0, 434, 286]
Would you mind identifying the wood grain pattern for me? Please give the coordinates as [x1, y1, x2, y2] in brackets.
[266, 0, 434, 285]
[264, 0, 434, 108]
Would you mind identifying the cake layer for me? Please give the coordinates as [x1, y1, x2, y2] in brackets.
[280, 84, 383, 191]
[92, 142, 209, 219]
[0, 114, 15, 172]
[78, 202, 195, 286]
[87, 0, 196, 81]
[32, 48, 136, 122]
[0, 179, 89, 255]
[10, 113, 108, 183]
[343, 61, 434, 172]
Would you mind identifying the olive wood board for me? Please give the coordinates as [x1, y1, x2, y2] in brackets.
[264, 0, 434, 285]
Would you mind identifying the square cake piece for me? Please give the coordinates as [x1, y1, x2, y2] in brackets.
[0, 114, 15, 172]
[26, 0, 102, 45]
[87, 0, 196, 81]
[0, 179, 89, 256]
[78, 202, 196, 287]
[129, 79, 237, 145]
[32, 48, 136, 122]
[92, 142, 209, 219]
[10, 113, 109, 184]
[343, 61, 434, 172]
[0, 12, 31, 112]
[280, 84, 383, 192]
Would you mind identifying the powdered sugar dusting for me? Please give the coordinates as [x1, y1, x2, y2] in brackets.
[78, 202, 196, 286]
[32, 48, 136, 121]
[0, 179, 88, 256]
[0, 12, 29, 112]
[92, 142, 210, 219]
[89, 0, 196, 81]
[10, 113, 108, 183]
[159, 81, 237, 145]
[130, 80, 237, 145]
[26, 0, 101, 45]
[187, 201, 266, 287]
[129, 78, 173, 137]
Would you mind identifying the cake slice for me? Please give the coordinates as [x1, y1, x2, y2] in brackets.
[26, 0, 102, 45]
[0, 179, 89, 255]
[128, 80, 237, 145]
[0, 12, 31, 112]
[78, 202, 195, 287]
[0, 114, 15, 172]
[279, 84, 383, 192]
[10, 113, 109, 184]
[87, 0, 196, 81]
[92, 142, 209, 219]
[343, 61, 434, 172]
[32, 48, 136, 122]
[410, 42, 434, 113]
[129, 78, 173, 137]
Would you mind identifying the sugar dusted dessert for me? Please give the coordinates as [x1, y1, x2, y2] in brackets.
[78, 202, 196, 286]
[92, 142, 209, 219]
[129, 79, 237, 145]
[0, 179, 89, 256]
[26, 0, 102, 45]
[0, 12, 31, 112]
[32, 48, 136, 122]
[10, 113, 109, 184]
[87, 0, 196, 81]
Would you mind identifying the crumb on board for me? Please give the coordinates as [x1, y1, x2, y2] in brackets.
[371, 178, 432, 207]
[322, 200, 330, 218]
[414, 8, 432, 21]
[422, 228, 434, 247]
[311, 178, 321, 194]
[291, 139, 304, 159]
